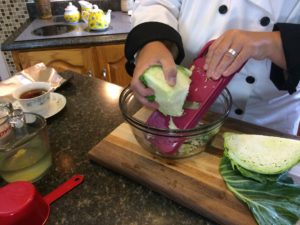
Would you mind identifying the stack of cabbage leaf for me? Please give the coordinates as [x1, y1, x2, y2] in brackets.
[220, 133, 300, 225]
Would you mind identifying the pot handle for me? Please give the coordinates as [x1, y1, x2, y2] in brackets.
[43, 174, 84, 205]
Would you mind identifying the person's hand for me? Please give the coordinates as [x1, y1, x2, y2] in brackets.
[204, 30, 286, 80]
[131, 41, 177, 109]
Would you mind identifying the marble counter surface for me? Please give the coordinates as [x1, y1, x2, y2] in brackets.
[0, 72, 217, 225]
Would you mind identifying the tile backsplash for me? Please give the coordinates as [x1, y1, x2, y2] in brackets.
[27, 0, 120, 19]
[0, 0, 30, 76]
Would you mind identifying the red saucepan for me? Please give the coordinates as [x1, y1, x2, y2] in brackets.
[0, 174, 84, 225]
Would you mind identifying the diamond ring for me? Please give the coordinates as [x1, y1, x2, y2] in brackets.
[227, 48, 238, 58]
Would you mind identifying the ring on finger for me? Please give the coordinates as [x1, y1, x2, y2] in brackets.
[227, 48, 238, 58]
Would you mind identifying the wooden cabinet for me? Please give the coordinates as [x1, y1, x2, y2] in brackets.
[95, 44, 132, 87]
[12, 47, 98, 77]
[12, 44, 132, 87]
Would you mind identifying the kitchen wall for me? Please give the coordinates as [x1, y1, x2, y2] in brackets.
[0, 52, 10, 81]
[0, 0, 30, 78]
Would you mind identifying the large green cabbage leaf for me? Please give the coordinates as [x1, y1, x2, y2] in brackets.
[220, 156, 300, 225]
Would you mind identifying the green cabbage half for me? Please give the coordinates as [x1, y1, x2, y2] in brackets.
[220, 132, 300, 225]
[140, 65, 192, 117]
[223, 132, 300, 174]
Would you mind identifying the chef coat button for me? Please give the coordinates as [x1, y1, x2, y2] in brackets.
[218, 5, 228, 14]
[260, 17, 270, 26]
[235, 108, 244, 115]
[246, 76, 255, 84]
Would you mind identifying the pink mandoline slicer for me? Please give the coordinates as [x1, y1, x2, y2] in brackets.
[146, 40, 240, 154]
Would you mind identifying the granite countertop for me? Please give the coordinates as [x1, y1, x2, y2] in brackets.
[0, 72, 216, 225]
[1, 11, 130, 51]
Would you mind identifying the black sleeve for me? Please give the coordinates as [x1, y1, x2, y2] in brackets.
[270, 23, 300, 94]
[124, 22, 185, 75]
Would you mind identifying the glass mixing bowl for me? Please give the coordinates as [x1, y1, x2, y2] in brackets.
[119, 87, 232, 159]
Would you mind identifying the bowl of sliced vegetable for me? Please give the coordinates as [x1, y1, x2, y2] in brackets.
[119, 66, 232, 159]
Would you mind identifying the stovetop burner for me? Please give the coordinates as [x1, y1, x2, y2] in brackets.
[32, 24, 76, 36]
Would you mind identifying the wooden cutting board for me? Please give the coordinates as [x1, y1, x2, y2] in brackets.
[88, 108, 294, 225]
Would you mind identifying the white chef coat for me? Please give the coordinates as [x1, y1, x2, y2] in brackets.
[131, 0, 300, 135]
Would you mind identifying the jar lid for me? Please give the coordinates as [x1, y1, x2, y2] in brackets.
[90, 5, 103, 13]
[65, 2, 78, 12]
[79, 0, 92, 9]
